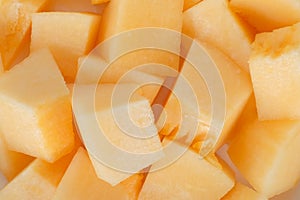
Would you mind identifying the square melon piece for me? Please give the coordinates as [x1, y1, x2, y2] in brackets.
[230, 0, 300, 32]
[249, 22, 300, 120]
[138, 141, 234, 199]
[53, 147, 145, 200]
[97, 0, 183, 83]
[0, 48, 74, 162]
[73, 84, 163, 186]
[228, 96, 300, 198]
[222, 183, 267, 200]
[183, 0, 255, 72]
[0, 0, 48, 70]
[31, 12, 101, 82]
[0, 137, 33, 181]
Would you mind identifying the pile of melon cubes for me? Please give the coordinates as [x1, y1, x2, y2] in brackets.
[0, 0, 300, 199]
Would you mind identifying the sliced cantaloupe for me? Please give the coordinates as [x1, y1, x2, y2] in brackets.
[0, 48, 74, 162]
[228, 96, 300, 198]
[31, 12, 101, 82]
[73, 84, 163, 186]
[183, 0, 255, 72]
[138, 141, 234, 199]
[91, 0, 110, 5]
[249, 22, 300, 120]
[97, 0, 183, 83]
[221, 183, 267, 200]
[168, 41, 252, 152]
[0, 149, 77, 200]
[0, 0, 48, 70]
[183, 0, 202, 11]
[0, 137, 33, 181]
[230, 0, 300, 32]
[52, 147, 145, 200]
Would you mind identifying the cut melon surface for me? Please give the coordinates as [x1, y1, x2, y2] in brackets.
[53, 147, 144, 200]
[0, 0, 48, 70]
[91, 0, 110, 5]
[221, 183, 267, 200]
[0, 48, 74, 162]
[183, 0, 255, 72]
[249, 22, 300, 120]
[230, 0, 300, 32]
[183, 0, 202, 11]
[31, 12, 101, 82]
[138, 141, 234, 200]
[45, 0, 105, 13]
[228, 96, 300, 198]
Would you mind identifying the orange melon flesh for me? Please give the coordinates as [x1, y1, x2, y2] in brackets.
[73, 84, 163, 186]
[168, 41, 252, 152]
[0, 0, 48, 70]
[31, 12, 101, 82]
[249, 22, 300, 120]
[230, 0, 300, 32]
[183, 0, 202, 11]
[228, 96, 300, 198]
[183, 0, 255, 72]
[0, 48, 74, 162]
[221, 183, 267, 200]
[0, 137, 33, 181]
[91, 0, 110, 5]
[97, 0, 183, 83]
[138, 141, 234, 199]
[0, 55, 3, 73]
[53, 147, 145, 200]
[0, 149, 76, 200]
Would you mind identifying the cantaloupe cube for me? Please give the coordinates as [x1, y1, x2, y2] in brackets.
[169, 41, 252, 153]
[73, 84, 163, 186]
[0, 49, 74, 162]
[31, 12, 101, 82]
[183, 0, 202, 11]
[91, 0, 109, 5]
[0, 0, 48, 70]
[138, 141, 234, 199]
[183, 0, 255, 72]
[97, 0, 183, 83]
[230, 0, 300, 32]
[222, 183, 267, 200]
[53, 147, 145, 200]
[228, 96, 300, 198]
[249, 22, 300, 120]
[0, 137, 33, 181]
[0, 150, 76, 200]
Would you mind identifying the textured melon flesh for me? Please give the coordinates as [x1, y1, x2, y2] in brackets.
[222, 183, 267, 200]
[97, 0, 183, 83]
[0, 0, 48, 70]
[53, 147, 145, 200]
[249, 22, 300, 120]
[45, 0, 105, 13]
[168, 42, 252, 152]
[183, 0, 202, 11]
[228, 96, 300, 198]
[0, 150, 76, 200]
[183, 0, 255, 72]
[0, 137, 33, 181]
[138, 141, 234, 200]
[91, 0, 110, 5]
[31, 12, 101, 82]
[74, 84, 163, 186]
[0, 49, 74, 162]
[230, 0, 300, 32]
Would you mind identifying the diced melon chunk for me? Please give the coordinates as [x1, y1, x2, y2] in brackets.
[45, 0, 105, 13]
[91, 0, 109, 5]
[230, 0, 300, 32]
[0, 0, 48, 70]
[31, 12, 101, 82]
[73, 84, 163, 186]
[170, 42, 252, 152]
[97, 0, 183, 83]
[0, 150, 76, 200]
[0, 49, 74, 162]
[249, 22, 300, 120]
[138, 141, 234, 199]
[183, 0, 255, 72]
[53, 147, 144, 200]
[0, 137, 33, 181]
[183, 0, 202, 11]
[228, 96, 300, 198]
[222, 183, 267, 200]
